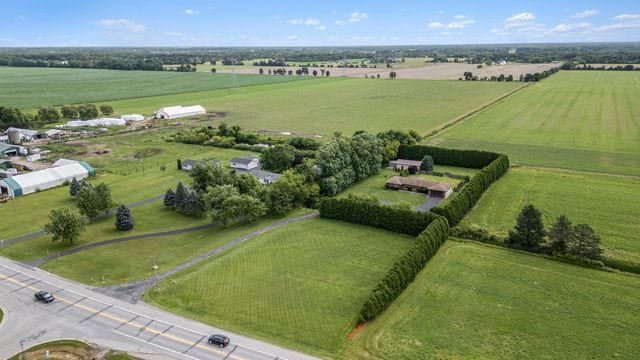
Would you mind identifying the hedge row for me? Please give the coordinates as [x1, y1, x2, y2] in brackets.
[397, 144, 499, 169]
[431, 154, 510, 226]
[319, 195, 438, 236]
[359, 216, 450, 322]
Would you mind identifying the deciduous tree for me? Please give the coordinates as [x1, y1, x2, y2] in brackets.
[44, 207, 85, 245]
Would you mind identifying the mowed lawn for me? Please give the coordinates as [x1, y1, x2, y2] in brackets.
[40, 208, 312, 286]
[144, 218, 415, 357]
[87, 78, 521, 136]
[339, 166, 476, 206]
[430, 71, 640, 175]
[462, 167, 640, 266]
[0, 66, 304, 109]
[344, 241, 640, 359]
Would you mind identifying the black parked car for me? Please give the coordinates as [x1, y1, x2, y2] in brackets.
[34, 290, 55, 303]
[208, 334, 230, 348]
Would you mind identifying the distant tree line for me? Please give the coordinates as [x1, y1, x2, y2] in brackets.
[560, 63, 639, 71]
[462, 67, 559, 82]
[0, 103, 114, 130]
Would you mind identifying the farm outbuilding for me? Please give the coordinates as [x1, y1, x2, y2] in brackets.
[0, 142, 27, 158]
[154, 105, 206, 119]
[0, 161, 95, 198]
[386, 176, 453, 199]
[121, 114, 145, 122]
[389, 159, 422, 171]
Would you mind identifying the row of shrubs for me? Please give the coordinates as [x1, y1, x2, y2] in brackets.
[359, 217, 449, 322]
[318, 195, 438, 236]
[432, 154, 510, 226]
[397, 144, 500, 169]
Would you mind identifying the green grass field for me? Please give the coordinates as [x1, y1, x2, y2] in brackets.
[0, 66, 305, 109]
[83, 77, 521, 136]
[344, 241, 640, 359]
[40, 208, 312, 286]
[144, 218, 415, 357]
[429, 71, 640, 175]
[462, 167, 640, 266]
[339, 166, 476, 206]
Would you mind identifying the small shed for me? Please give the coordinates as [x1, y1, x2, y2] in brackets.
[230, 155, 260, 170]
[181, 159, 197, 171]
[248, 169, 282, 185]
[154, 105, 206, 120]
[389, 159, 422, 171]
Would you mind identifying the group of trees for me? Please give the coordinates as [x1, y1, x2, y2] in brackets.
[506, 205, 603, 260]
[0, 107, 31, 128]
[165, 161, 319, 224]
[316, 132, 385, 196]
[462, 67, 559, 82]
[561, 63, 638, 71]
[71, 178, 114, 221]
[258, 67, 331, 77]
[1, 104, 115, 130]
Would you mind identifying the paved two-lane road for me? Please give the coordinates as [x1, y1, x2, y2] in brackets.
[0, 257, 317, 360]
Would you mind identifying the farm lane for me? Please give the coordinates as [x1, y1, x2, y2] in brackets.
[2, 194, 165, 246]
[0, 257, 318, 360]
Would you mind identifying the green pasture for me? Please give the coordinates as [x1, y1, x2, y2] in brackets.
[344, 241, 640, 359]
[144, 218, 415, 357]
[40, 208, 312, 286]
[463, 167, 640, 266]
[0, 66, 305, 109]
[82, 77, 520, 136]
[430, 71, 640, 175]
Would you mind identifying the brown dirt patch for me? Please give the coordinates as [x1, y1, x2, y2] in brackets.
[22, 345, 97, 360]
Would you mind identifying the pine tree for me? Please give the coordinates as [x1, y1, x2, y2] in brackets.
[548, 215, 573, 254]
[164, 188, 175, 208]
[420, 155, 433, 172]
[192, 191, 207, 217]
[174, 182, 188, 212]
[69, 177, 80, 197]
[115, 204, 134, 231]
[506, 204, 546, 252]
[570, 224, 603, 260]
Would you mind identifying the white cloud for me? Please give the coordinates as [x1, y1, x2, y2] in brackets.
[427, 15, 474, 30]
[614, 14, 640, 21]
[597, 22, 640, 32]
[549, 23, 591, 33]
[570, 10, 599, 19]
[95, 19, 146, 33]
[164, 32, 182, 37]
[315, 25, 327, 31]
[287, 35, 298, 40]
[335, 11, 368, 25]
[182, 9, 197, 16]
[289, 18, 321, 26]
[505, 12, 536, 28]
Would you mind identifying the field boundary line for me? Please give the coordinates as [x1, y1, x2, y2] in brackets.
[509, 164, 640, 180]
[422, 83, 530, 139]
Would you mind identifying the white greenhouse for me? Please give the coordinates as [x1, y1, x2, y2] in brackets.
[121, 114, 145, 122]
[154, 105, 206, 119]
[0, 161, 95, 198]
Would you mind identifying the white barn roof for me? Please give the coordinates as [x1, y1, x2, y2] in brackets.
[1, 162, 94, 197]
[155, 105, 206, 119]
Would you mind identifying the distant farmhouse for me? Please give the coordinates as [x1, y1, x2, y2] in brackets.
[154, 105, 206, 120]
[389, 159, 422, 171]
[181, 159, 197, 171]
[386, 176, 453, 199]
[230, 155, 260, 171]
[247, 169, 282, 185]
[0, 161, 95, 198]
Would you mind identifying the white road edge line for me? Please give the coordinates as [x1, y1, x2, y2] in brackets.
[1, 263, 289, 360]
[113, 329, 203, 360]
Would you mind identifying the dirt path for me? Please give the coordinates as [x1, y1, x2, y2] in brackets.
[93, 211, 319, 303]
[2, 194, 164, 246]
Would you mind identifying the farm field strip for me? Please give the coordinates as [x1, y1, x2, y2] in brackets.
[462, 167, 640, 266]
[0, 66, 306, 109]
[343, 241, 640, 360]
[429, 71, 640, 175]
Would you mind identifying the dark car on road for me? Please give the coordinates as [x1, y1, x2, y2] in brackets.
[208, 334, 230, 348]
[34, 290, 55, 303]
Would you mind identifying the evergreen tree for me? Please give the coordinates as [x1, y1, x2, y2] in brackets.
[174, 182, 189, 213]
[69, 177, 80, 197]
[570, 224, 603, 260]
[192, 191, 207, 217]
[164, 188, 175, 208]
[420, 155, 434, 172]
[548, 215, 573, 254]
[506, 204, 546, 252]
[115, 204, 134, 231]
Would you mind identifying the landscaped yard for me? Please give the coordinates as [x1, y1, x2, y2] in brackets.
[462, 167, 640, 267]
[339, 166, 475, 206]
[429, 71, 640, 176]
[40, 208, 313, 286]
[144, 218, 415, 357]
[343, 240, 640, 359]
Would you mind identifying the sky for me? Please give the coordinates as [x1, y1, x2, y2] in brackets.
[1, 1, 639, 47]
